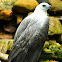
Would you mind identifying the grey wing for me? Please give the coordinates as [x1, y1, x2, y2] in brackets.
[9, 16, 49, 62]
[14, 16, 30, 43]
[9, 17, 37, 62]
[9, 30, 36, 62]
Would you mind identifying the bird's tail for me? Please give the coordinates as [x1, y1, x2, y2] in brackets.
[8, 48, 28, 62]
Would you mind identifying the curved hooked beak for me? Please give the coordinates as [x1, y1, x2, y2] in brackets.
[48, 5, 52, 9]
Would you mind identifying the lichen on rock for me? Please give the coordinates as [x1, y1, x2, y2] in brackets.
[0, 0, 14, 20]
[48, 16, 62, 35]
[13, 0, 39, 13]
[49, 0, 62, 11]
[0, 39, 13, 53]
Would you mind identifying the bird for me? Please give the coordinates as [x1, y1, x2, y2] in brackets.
[9, 2, 51, 62]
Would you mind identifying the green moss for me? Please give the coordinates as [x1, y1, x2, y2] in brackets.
[43, 40, 62, 60]
[48, 17, 62, 35]
[0, 0, 14, 10]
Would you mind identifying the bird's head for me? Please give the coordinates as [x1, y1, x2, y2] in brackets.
[35, 2, 52, 12]
[40, 2, 51, 11]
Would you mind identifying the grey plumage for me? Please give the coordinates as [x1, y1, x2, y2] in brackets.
[9, 3, 51, 62]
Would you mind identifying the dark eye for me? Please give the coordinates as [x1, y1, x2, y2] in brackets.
[42, 5, 46, 7]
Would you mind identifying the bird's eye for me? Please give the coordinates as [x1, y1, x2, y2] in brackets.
[42, 5, 46, 7]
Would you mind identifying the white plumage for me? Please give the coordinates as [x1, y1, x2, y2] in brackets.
[9, 2, 51, 62]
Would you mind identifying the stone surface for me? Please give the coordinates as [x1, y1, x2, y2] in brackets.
[43, 40, 61, 53]
[0, 32, 13, 39]
[0, 9, 13, 20]
[4, 24, 16, 33]
[48, 16, 62, 35]
[0, 0, 14, 20]
[0, 43, 7, 53]
[49, 0, 62, 11]
[13, 0, 38, 13]
[0, 0, 14, 10]
[54, 16, 62, 21]
[0, 39, 13, 53]
[16, 14, 23, 24]
[42, 40, 62, 60]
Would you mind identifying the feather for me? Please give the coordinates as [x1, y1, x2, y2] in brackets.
[9, 2, 51, 62]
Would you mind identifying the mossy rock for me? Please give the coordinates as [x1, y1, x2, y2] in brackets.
[43, 40, 62, 59]
[0, 32, 13, 39]
[0, 39, 13, 53]
[49, 0, 62, 11]
[0, 0, 14, 20]
[48, 16, 62, 35]
[0, 0, 14, 10]
[43, 40, 61, 53]
[13, 0, 38, 13]
[0, 9, 13, 20]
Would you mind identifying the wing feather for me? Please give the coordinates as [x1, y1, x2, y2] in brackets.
[9, 15, 49, 62]
[9, 16, 38, 61]
[14, 16, 30, 43]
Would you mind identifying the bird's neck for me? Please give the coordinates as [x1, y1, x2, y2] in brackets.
[34, 7, 47, 16]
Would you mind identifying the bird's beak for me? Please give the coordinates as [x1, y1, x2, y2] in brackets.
[48, 5, 52, 9]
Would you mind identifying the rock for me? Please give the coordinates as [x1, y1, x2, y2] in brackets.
[49, 0, 62, 11]
[4, 26, 16, 33]
[0, 39, 13, 51]
[49, 43, 61, 50]
[0, 0, 14, 20]
[43, 41, 49, 48]
[0, 0, 14, 10]
[0, 39, 13, 53]
[48, 16, 62, 35]
[0, 52, 9, 60]
[0, 43, 7, 53]
[54, 16, 62, 20]
[3, 17, 17, 33]
[54, 16, 62, 24]
[4, 24, 16, 33]
[43, 40, 62, 54]
[13, 0, 38, 13]
[0, 9, 13, 20]
[0, 32, 13, 39]
[43, 48, 52, 53]
[7, 39, 13, 50]
[16, 14, 23, 24]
